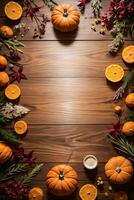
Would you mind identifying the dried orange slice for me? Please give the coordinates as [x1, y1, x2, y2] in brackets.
[79, 184, 97, 200]
[122, 46, 134, 64]
[105, 64, 124, 82]
[14, 120, 28, 135]
[5, 1, 23, 21]
[5, 84, 21, 100]
[28, 187, 44, 200]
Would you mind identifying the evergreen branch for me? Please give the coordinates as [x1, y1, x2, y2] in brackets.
[108, 134, 134, 162]
[91, 0, 102, 18]
[0, 129, 21, 144]
[0, 163, 30, 182]
[22, 163, 43, 187]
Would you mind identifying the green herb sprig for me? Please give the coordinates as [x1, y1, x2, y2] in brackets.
[0, 163, 30, 182]
[108, 134, 134, 162]
[91, 0, 102, 18]
[22, 164, 43, 187]
[0, 129, 21, 145]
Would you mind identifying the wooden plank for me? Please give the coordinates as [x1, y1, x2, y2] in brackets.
[23, 125, 116, 163]
[19, 77, 116, 125]
[21, 41, 131, 78]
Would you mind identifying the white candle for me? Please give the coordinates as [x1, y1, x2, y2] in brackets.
[83, 155, 98, 170]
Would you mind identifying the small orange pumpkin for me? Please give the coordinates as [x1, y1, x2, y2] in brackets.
[0, 25, 14, 38]
[125, 93, 134, 108]
[105, 156, 133, 184]
[114, 105, 122, 114]
[0, 55, 8, 70]
[46, 164, 78, 196]
[28, 187, 44, 200]
[0, 72, 9, 86]
[114, 191, 128, 200]
[51, 4, 80, 32]
[0, 142, 12, 164]
[122, 121, 134, 136]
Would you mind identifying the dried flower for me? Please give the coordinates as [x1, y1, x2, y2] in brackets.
[14, 147, 36, 165]
[23, 0, 50, 38]
[9, 67, 27, 83]
[78, 0, 86, 12]
[108, 32, 124, 54]
[1, 103, 30, 120]
[108, 120, 122, 137]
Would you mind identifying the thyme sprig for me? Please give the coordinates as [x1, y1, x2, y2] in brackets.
[91, 0, 102, 18]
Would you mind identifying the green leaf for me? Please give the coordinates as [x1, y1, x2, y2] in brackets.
[0, 128, 21, 144]
[22, 164, 43, 187]
[91, 0, 102, 18]
[0, 163, 30, 182]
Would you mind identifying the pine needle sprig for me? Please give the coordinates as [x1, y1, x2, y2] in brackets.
[114, 69, 134, 101]
[91, 0, 102, 18]
[108, 134, 134, 162]
[0, 129, 21, 145]
[22, 163, 43, 187]
[0, 163, 30, 182]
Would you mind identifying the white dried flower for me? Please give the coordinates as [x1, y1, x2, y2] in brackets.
[1, 103, 30, 120]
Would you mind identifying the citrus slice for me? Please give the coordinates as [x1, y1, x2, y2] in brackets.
[122, 45, 134, 64]
[5, 84, 21, 100]
[5, 1, 23, 20]
[14, 120, 28, 135]
[79, 184, 97, 200]
[105, 64, 124, 82]
[28, 187, 44, 200]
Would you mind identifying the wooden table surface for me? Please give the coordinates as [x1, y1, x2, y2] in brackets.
[1, 0, 134, 199]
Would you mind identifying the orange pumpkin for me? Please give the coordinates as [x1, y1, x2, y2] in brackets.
[79, 184, 97, 200]
[51, 4, 80, 32]
[105, 156, 133, 184]
[0, 72, 9, 86]
[46, 164, 78, 196]
[28, 187, 44, 200]
[122, 121, 134, 136]
[0, 55, 8, 70]
[0, 25, 14, 38]
[122, 45, 134, 64]
[114, 105, 122, 114]
[114, 191, 128, 200]
[125, 93, 134, 108]
[0, 142, 12, 164]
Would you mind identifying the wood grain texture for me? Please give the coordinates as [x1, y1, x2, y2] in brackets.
[0, 1, 134, 199]
[20, 77, 117, 125]
[21, 41, 131, 78]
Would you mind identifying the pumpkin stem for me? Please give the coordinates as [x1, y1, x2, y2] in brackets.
[63, 9, 68, 17]
[59, 171, 64, 180]
[115, 166, 122, 173]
